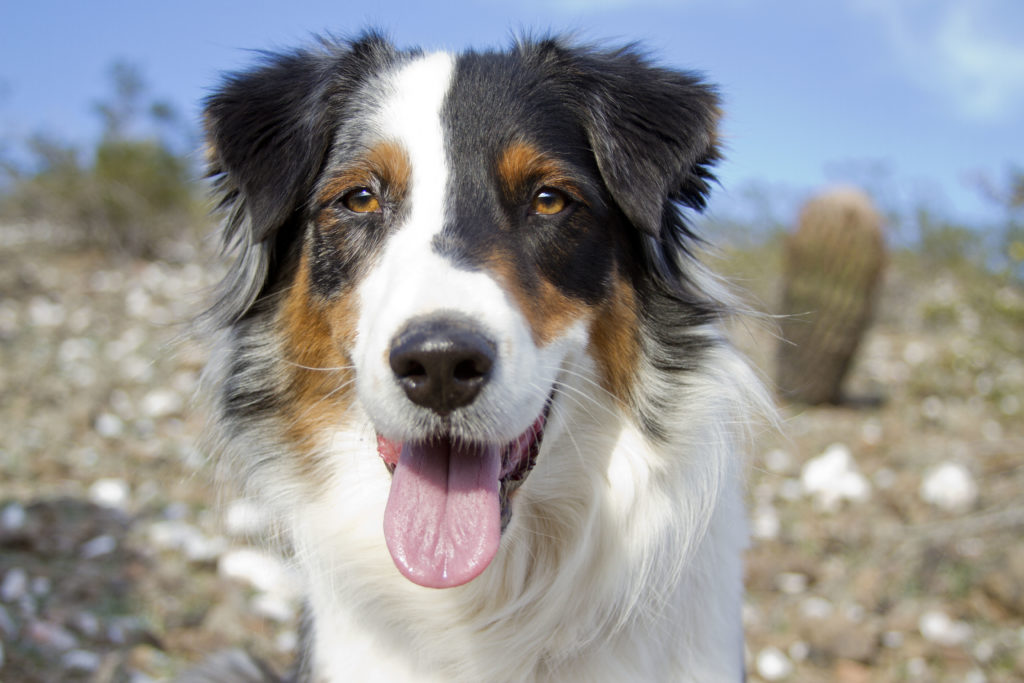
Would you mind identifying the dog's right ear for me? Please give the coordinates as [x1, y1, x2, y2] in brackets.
[204, 35, 396, 244]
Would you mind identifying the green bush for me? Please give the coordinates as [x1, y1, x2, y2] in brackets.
[0, 61, 206, 258]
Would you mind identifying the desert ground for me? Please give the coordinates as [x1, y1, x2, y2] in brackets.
[1, 220, 1021, 681]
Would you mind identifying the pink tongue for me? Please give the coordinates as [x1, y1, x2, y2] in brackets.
[383, 438, 502, 588]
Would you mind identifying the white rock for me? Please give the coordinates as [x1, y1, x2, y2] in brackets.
[902, 341, 930, 366]
[1001, 394, 1020, 416]
[920, 462, 977, 512]
[224, 499, 268, 537]
[218, 548, 299, 599]
[140, 389, 183, 418]
[764, 449, 792, 474]
[919, 609, 973, 646]
[799, 596, 834, 620]
[751, 504, 780, 541]
[80, 534, 117, 560]
[31, 576, 51, 597]
[88, 479, 130, 510]
[921, 395, 944, 421]
[800, 443, 871, 511]
[63, 649, 102, 673]
[148, 521, 226, 562]
[776, 572, 808, 595]
[1, 502, 26, 531]
[964, 669, 987, 683]
[778, 478, 803, 501]
[755, 646, 793, 680]
[27, 297, 65, 327]
[1, 568, 29, 602]
[94, 413, 125, 438]
[252, 592, 298, 622]
[276, 629, 299, 653]
[882, 630, 904, 648]
[860, 418, 883, 446]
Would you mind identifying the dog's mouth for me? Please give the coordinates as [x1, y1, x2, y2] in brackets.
[375, 399, 551, 589]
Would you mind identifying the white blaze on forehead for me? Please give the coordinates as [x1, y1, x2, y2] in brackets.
[375, 50, 454, 248]
[352, 51, 575, 443]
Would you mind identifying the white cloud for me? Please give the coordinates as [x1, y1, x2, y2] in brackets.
[856, 0, 1024, 121]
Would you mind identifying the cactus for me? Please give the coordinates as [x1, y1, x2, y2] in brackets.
[776, 187, 886, 404]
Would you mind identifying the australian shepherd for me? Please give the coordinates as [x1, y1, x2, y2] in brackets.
[194, 32, 769, 682]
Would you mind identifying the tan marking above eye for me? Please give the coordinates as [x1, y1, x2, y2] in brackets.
[342, 188, 381, 213]
[531, 187, 569, 216]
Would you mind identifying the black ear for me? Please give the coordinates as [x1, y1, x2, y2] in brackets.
[204, 34, 396, 243]
[536, 42, 721, 238]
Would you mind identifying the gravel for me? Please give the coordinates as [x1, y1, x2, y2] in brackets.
[2, 223, 1022, 681]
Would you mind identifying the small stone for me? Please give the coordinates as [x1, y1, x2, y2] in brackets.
[106, 616, 144, 645]
[906, 657, 927, 676]
[1000, 394, 1020, 416]
[755, 646, 793, 680]
[80, 534, 118, 559]
[0, 605, 15, 637]
[89, 478, 130, 510]
[776, 572, 808, 595]
[71, 611, 101, 638]
[218, 548, 299, 598]
[882, 630, 904, 648]
[31, 576, 51, 597]
[224, 499, 268, 537]
[252, 592, 298, 622]
[802, 614, 879, 662]
[95, 413, 125, 438]
[860, 418, 882, 446]
[27, 297, 66, 327]
[1, 502, 26, 531]
[764, 449, 792, 474]
[921, 395, 944, 421]
[919, 609, 972, 646]
[276, 629, 299, 653]
[801, 444, 871, 511]
[751, 504, 780, 541]
[1, 568, 28, 602]
[920, 463, 977, 512]
[27, 620, 78, 652]
[63, 649, 102, 673]
[799, 596, 834, 620]
[149, 520, 226, 562]
[140, 389, 183, 418]
[778, 478, 802, 501]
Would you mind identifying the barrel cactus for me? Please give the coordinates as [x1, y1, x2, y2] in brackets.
[776, 187, 886, 404]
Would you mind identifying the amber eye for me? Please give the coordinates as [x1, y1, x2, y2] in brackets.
[530, 187, 569, 216]
[341, 188, 381, 213]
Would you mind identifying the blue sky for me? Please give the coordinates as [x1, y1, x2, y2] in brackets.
[2, 0, 1022, 231]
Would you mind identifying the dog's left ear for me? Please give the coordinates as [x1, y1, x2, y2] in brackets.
[545, 43, 721, 237]
[204, 34, 396, 244]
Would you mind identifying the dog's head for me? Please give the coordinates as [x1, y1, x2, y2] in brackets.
[204, 34, 720, 588]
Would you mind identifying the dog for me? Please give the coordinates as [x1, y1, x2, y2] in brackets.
[195, 32, 769, 682]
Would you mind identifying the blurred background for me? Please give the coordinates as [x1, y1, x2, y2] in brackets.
[0, 1, 1021, 681]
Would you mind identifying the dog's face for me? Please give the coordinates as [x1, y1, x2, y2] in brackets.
[205, 35, 720, 589]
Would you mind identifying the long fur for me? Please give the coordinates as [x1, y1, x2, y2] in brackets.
[192, 32, 771, 682]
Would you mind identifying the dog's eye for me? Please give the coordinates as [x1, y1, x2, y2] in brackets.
[530, 188, 569, 216]
[341, 188, 381, 214]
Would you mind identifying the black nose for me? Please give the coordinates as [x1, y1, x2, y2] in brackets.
[389, 317, 496, 416]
